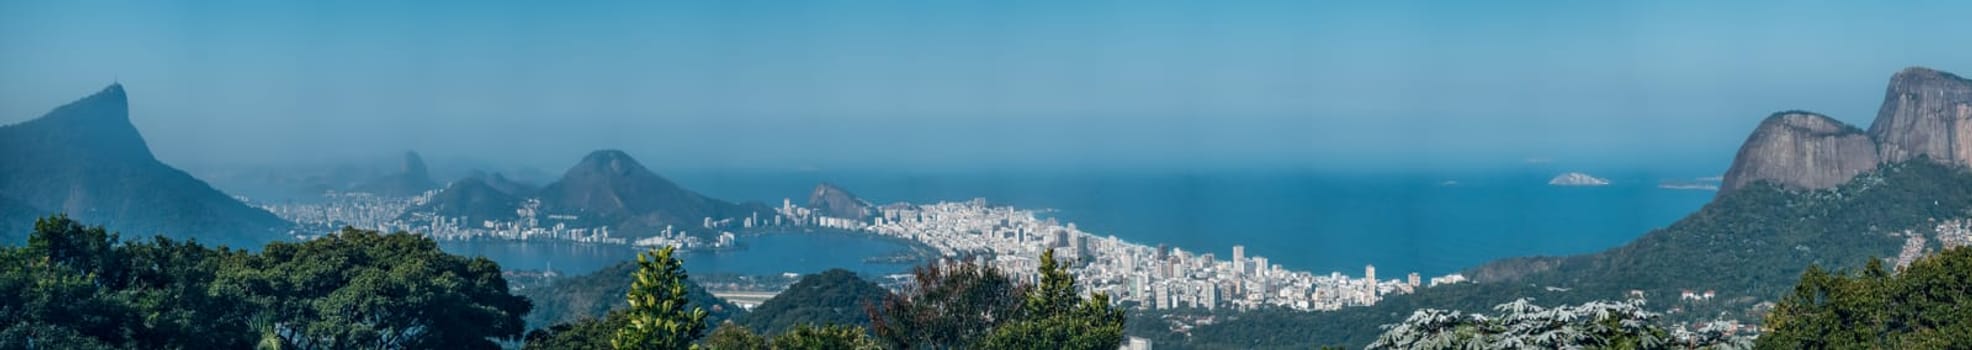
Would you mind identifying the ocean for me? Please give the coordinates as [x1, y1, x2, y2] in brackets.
[664, 167, 1718, 278]
[436, 166, 1717, 278]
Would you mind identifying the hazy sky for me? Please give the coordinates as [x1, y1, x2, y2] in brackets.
[3, 0, 1969, 172]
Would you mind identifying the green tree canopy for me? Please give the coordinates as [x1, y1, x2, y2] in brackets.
[769, 324, 882, 350]
[1758, 247, 1972, 348]
[219, 227, 533, 349]
[868, 250, 1126, 350]
[866, 258, 1026, 349]
[700, 322, 768, 350]
[976, 249, 1126, 350]
[735, 268, 888, 335]
[2, 216, 534, 349]
[612, 246, 710, 350]
[523, 311, 626, 350]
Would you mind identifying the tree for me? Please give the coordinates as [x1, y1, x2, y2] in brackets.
[523, 311, 626, 350]
[866, 258, 1026, 349]
[25, 214, 121, 277]
[613, 246, 710, 350]
[0, 217, 537, 349]
[216, 227, 532, 349]
[700, 322, 767, 350]
[1, 215, 259, 349]
[521, 259, 739, 332]
[1758, 247, 1972, 348]
[976, 249, 1126, 350]
[0, 322, 118, 350]
[1366, 298, 1718, 349]
[735, 269, 888, 335]
[768, 324, 881, 350]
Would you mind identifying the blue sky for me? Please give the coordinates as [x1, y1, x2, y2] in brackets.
[2, 0, 1969, 172]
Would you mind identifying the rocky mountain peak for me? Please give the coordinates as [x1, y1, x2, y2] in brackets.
[5, 83, 152, 162]
[532, 149, 764, 233]
[1720, 111, 1879, 194]
[0, 84, 290, 245]
[1869, 66, 1972, 166]
[1721, 67, 1972, 195]
[807, 182, 874, 220]
[572, 149, 648, 177]
[351, 150, 439, 196]
[400, 151, 430, 179]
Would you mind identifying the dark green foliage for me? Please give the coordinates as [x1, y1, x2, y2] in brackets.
[977, 249, 1126, 350]
[701, 322, 768, 350]
[27, 215, 121, 274]
[1, 215, 257, 349]
[523, 311, 626, 350]
[869, 251, 1126, 350]
[0, 215, 534, 349]
[1757, 247, 1972, 348]
[613, 246, 710, 350]
[867, 259, 1027, 349]
[735, 269, 889, 335]
[768, 324, 881, 350]
[1175, 161, 1972, 348]
[221, 226, 533, 349]
[0, 323, 117, 350]
[521, 260, 739, 334]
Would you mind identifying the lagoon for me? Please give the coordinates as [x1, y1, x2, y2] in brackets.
[439, 232, 919, 276]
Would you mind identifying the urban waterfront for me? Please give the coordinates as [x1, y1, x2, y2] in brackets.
[259, 168, 1716, 312]
[437, 233, 921, 277]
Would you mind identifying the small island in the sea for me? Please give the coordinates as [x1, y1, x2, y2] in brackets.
[1657, 181, 1720, 191]
[1658, 177, 1722, 191]
[1548, 172, 1612, 186]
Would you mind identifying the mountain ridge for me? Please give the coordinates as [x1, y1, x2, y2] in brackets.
[1722, 67, 1972, 194]
[1175, 66, 1972, 348]
[807, 182, 875, 221]
[0, 84, 291, 246]
[532, 150, 768, 235]
[350, 151, 440, 196]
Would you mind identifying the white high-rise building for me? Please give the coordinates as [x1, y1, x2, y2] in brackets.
[1253, 256, 1269, 281]
[1201, 282, 1219, 310]
[1154, 284, 1171, 310]
[1365, 264, 1378, 296]
[1231, 245, 1246, 275]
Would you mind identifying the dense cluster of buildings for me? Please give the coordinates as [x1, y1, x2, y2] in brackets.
[830, 198, 1465, 311]
[265, 191, 763, 248]
[1897, 218, 1972, 270]
[260, 191, 427, 237]
[265, 191, 679, 246]
[268, 188, 1469, 311]
[1937, 218, 1972, 249]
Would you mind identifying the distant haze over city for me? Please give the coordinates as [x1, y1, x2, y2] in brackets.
[4, 1, 1971, 171]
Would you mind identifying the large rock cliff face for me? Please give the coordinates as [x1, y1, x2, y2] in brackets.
[806, 183, 874, 221]
[1720, 112, 1880, 193]
[0, 84, 292, 245]
[1721, 67, 1972, 195]
[351, 151, 440, 196]
[1869, 67, 1972, 166]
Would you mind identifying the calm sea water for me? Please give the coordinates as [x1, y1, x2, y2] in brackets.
[439, 167, 1717, 277]
[669, 167, 1718, 277]
[439, 233, 917, 276]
